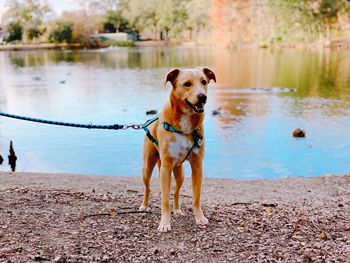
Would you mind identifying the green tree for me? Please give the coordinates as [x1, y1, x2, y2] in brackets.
[317, 0, 342, 42]
[49, 23, 73, 43]
[269, 0, 350, 45]
[268, 0, 321, 44]
[185, 0, 211, 39]
[4, 0, 52, 42]
[121, 0, 192, 40]
[104, 10, 130, 32]
[6, 22, 23, 42]
[156, 0, 187, 40]
[27, 27, 42, 40]
[121, 0, 160, 39]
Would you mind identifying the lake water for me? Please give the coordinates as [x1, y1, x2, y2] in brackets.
[0, 47, 350, 179]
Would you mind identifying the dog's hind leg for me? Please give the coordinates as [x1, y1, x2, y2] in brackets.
[157, 160, 161, 177]
[173, 165, 185, 216]
[139, 142, 158, 211]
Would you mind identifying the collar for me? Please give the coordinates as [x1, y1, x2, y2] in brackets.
[161, 122, 183, 134]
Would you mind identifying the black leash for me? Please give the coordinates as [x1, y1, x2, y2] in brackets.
[0, 111, 203, 164]
[0, 111, 143, 130]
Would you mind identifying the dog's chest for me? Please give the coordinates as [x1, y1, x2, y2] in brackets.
[168, 134, 198, 165]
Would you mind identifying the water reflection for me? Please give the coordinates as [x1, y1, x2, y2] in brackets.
[211, 48, 350, 97]
[0, 47, 350, 178]
[5, 47, 214, 69]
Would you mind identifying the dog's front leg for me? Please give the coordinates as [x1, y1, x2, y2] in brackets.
[190, 156, 208, 225]
[158, 163, 173, 232]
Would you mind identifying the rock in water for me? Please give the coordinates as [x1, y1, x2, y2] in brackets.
[146, 110, 157, 115]
[212, 107, 222, 116]
[292, 129, 306, 138]
[8, 141, 17, 172]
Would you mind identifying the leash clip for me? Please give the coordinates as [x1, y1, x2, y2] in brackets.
[123, 124, 142, 130]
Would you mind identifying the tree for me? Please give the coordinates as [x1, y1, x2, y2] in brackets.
[104, 9, 130, 32]
[59, 10, 102, 40]
[5, 21, 23, 42]
[27, 27, 42, 40]
[49, 23, 73, 43]
[156, 0, 187, 40]
[210, 0, 350, 47]
[268, 0, 321, 44]
[211, 0, 259, 48]
[21, 0, 52, 27]
[3, 0, 52, 42]
[316, 0, 342, 43]
[185, 0, 211, 39]
[74, 0, 119, 15]
[103, 21, 116, 33]
[62, 0, 107, 39]
[121, 0, 160, 39]
[121, 0, 191, 40]
[270, 0, 350, 45]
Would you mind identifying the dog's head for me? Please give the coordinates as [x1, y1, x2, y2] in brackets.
[165, 67, 216, 114]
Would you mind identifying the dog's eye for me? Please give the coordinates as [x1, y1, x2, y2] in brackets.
[201, 80, 207, 85]
[183, 82, 192, 87]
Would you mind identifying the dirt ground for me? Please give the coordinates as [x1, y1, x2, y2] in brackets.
[0, 172, 349, 262]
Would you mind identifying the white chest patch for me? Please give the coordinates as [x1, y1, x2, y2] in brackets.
[179, 115, 192, 134]
[168, 134, 199, 165]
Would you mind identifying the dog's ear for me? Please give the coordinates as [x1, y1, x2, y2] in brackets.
[164, 68, 181, 87]
[201, 67, 216, 83]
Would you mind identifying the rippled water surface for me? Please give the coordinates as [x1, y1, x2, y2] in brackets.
[0, 47, 350, 179]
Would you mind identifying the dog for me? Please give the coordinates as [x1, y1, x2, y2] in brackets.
[139, 67, 216, 232]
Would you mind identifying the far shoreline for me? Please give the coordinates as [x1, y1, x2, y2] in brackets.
[0, 42, 82, 51]
[1, 40, 350, 52]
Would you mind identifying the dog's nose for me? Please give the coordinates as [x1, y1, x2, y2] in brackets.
[198, 94, 207, 104]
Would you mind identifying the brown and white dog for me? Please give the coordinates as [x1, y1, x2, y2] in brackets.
[139, 67, 216, 232]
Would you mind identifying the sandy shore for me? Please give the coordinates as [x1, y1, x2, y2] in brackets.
[0, 172, 349, 262]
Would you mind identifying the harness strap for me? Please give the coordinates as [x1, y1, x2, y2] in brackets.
[192, 129, 203, 148]
[161, 122, 183, 134]
[181, 129, 203, 163]
[142, 116, 159, 145]
[143, 116, 203, 163]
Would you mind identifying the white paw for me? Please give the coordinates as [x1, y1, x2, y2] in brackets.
[195, 216, 209, 225]
[139, 204, 151, 211]
[173, 209, 185, 216]
[158, 222, 171, 232]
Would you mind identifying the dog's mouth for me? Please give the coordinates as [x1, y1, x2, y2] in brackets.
[185, 99, 205, 114]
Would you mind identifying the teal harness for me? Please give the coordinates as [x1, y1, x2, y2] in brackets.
[142, 116, 160, 145]
[143, 116, 203, 162]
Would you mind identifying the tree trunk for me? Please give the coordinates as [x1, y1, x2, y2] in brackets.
[326, 25, 331, 47]
[165, 29, 169, 42]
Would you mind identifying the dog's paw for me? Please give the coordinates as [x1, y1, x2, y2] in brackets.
[173, 209, 185, 216]
[158, 222, 171, 232]
[158, 216, 171, 232]
[139, 204, 151, 211]
[195, 216, 209, 225]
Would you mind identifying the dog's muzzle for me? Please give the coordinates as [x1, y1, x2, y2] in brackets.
[185, 95, 207, 114]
